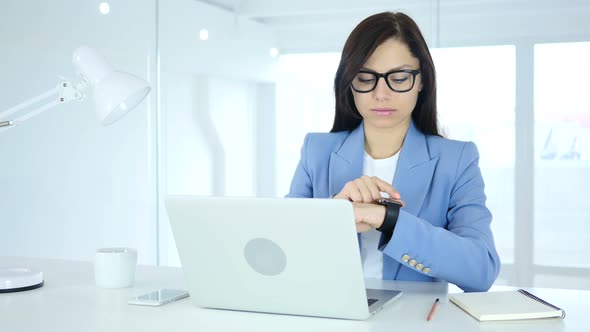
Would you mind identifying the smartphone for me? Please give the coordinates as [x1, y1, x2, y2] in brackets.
[128, 288, 189, 306]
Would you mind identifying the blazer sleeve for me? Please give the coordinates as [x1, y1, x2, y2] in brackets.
[286, 134, 313, 198]
[381, 142, 501, 292]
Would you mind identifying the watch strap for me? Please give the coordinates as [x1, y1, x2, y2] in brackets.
[376, 199, 401, 233]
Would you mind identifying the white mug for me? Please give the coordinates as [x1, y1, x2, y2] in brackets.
[94, 247, 137, 288]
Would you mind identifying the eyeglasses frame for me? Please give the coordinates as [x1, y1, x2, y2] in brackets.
[351, 69, 421, 93]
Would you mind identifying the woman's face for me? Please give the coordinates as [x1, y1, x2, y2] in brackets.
[352, 38, 422, 132]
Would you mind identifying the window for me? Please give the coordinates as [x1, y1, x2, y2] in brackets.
[432, 46, 517, 264]
[534, 42, 590, 268]
[275, 53, 340, 195]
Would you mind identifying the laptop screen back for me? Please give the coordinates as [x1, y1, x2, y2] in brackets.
[166, 196, 372, 319]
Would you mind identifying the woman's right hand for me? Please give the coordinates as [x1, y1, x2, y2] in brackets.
[333, 176, 401, 203]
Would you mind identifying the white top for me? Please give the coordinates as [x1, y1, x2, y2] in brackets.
[360, 150, 400, 279]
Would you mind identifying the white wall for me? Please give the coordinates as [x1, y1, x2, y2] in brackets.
[0, 0, 280, 267]
[158, 0, 279, 265]
[0, 0, 158, 264]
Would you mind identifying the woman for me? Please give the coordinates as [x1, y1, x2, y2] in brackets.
[287, 12, 500, 292]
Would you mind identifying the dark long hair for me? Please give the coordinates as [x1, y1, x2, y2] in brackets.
[331, 12, 440, 136]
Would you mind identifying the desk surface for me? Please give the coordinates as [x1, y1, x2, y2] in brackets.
[1, 256, 586, 332]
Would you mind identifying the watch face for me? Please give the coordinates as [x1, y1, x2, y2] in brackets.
[378, 197, 404, 207]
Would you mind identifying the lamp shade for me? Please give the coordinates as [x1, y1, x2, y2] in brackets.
[72, 46, 151, 125]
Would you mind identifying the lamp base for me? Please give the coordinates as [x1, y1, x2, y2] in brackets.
[0, 267, 44, 293]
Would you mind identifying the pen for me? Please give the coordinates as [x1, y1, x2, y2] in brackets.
[426, 298, 440, 321]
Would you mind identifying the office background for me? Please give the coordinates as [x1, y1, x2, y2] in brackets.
[1, 0, 588, 290]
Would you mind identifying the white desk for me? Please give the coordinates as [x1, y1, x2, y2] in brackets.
[1, 257, 586, 332]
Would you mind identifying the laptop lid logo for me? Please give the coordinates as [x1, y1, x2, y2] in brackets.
[244, 238, 287, 276]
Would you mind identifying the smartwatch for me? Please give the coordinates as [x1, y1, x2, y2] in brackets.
[376, 197, 402, 233]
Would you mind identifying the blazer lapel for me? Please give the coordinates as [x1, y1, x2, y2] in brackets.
[383, 122, 438, 279]
[328, 125, 365, 196]
[393, 121, 439, 216]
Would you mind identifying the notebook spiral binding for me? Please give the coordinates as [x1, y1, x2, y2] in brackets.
[517, 289, 566, 319]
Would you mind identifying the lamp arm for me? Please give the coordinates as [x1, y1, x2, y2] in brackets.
[0, 79, 86, 132]
[0, 86, 60, 120]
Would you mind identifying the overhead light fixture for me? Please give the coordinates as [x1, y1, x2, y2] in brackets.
[199, 29, 209, 41]
[269, 48, 279, 58]
[99, 2, 110, 15]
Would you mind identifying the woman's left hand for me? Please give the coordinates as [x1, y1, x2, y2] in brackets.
[352, 202, 386, 232]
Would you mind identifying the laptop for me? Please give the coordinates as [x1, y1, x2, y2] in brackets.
[165, 196, 402, 320]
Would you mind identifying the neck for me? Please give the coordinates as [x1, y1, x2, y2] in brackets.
[364, 120, 411, 159]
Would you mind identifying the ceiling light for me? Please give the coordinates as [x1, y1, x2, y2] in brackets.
[199, 29, 209, 41]
[99, 2, 110, 15]
[269, 48, 279, 58]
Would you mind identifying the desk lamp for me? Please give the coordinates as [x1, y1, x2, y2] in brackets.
[0, 46, 151, 293]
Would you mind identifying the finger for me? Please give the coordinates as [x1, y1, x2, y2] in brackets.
[336, 182, 355, 201]
[333, 193, 348, 200]
[348, 185, 364, 203]
[354, 178, 374, 203]
[361, 176, 382, 201]
[344, 181, 365, 203]
[372, 177, 401, 199]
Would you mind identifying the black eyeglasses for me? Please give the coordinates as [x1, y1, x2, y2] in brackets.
[351, 69, 421, 93]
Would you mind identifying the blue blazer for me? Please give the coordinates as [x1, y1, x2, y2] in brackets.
[287, 121, 500, 292]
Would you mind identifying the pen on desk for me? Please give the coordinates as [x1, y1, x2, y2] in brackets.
[426, 298, 440, 321]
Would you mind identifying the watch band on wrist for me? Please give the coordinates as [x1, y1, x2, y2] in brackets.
[376, 198, 402, 233]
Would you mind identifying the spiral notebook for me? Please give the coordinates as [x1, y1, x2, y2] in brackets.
[449, 289, 566, 322]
